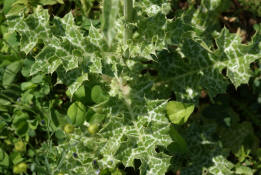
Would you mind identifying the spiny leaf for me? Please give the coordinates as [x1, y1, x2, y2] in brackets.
[7, 7, 97, 96]
[208, 156, 234, 175]
[99, 99, 172, 175]
[67, 73, 88, 98]
[7, 8, 50, 54]
[55, 98, 172, 175]
[155, 26, 261, 102]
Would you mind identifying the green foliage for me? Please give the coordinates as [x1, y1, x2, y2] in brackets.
[0, 0, 261, 175]
[67, 101, 86, 126]
[0, 148, 9, 167]
[12, 111, 29, 136]
[13, 162, 27, 174]
[238, 0, 261, 17]
[5, 0, 64, 17]
[91, 85, 108, 104]
[166, 101, 194, 125]
[2, 61, 22, 88]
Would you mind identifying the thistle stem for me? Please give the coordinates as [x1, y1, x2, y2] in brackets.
[124, 0, 133, 43]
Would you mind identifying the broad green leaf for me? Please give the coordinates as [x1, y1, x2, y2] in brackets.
[0, 148, 4, 161]
[0, 151, 9, 167]
[88, 113, 106, 125]
[14, 141, 26, 152]
[67, 101, 86, 126]
[166, 101, 194, 125]
[74, 85, 86, 99]
[0, 98, 11, 106]
[20, 91, 34, 104]
[0, 120, 7, 133]
[10, 152, 23, 165]
[3, 32, 19, 50]
[91, 85, 108, 104]
[13, 162, 27, 174]
[12, 112, 29, 136]
[0, 54, 17, 63]
[2, 60, 22, 88]
[0, 60, 11, 68]
[56, 129, 67, 138]
[21, 59, 34, 77]
[21, 82, 37, 91]
[168, 126, 188, 154]
[31, 74, 44, 83]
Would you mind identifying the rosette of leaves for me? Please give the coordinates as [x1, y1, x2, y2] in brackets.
[4, 0, 261, 174]
[5, 0, 172, 96]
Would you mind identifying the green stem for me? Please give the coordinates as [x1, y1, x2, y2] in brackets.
[124, 0, 133, 43]
[80, 0, 90, 16]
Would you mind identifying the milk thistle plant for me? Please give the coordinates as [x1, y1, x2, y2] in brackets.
[0, 0, 261, 174]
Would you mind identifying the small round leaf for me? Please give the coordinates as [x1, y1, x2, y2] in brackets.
[91, 85, 108, 104]
[166, 101, 194, 125]
[12, 112, 29, 136]
[67, 101, 86, 126]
